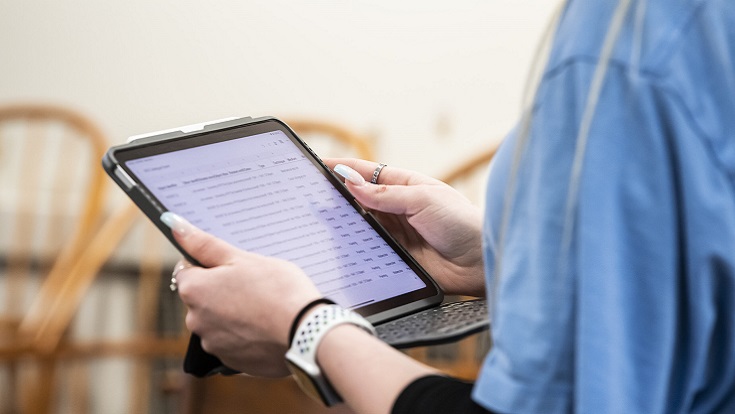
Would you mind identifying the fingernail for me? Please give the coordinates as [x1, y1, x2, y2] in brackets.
[334, 164, 366, 186]
[161, 212, 194, 238]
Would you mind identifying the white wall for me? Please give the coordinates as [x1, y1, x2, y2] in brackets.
[0, 0, 559, 176]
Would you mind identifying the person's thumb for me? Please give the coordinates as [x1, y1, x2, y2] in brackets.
[160, 212, 237, 268]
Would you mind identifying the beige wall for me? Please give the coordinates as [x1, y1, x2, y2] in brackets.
[0, 0, 559, 176]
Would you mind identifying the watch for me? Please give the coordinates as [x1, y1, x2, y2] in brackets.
[285, 304, 376, 406]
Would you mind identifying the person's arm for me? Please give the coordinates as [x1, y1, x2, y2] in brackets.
[316, 325, 497, 414]
[164, 159, 490, 411]
[317, 324, 437, 413]
[166, 213, 494, 413]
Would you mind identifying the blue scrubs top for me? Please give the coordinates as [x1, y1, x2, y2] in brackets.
[473, 0, 735, 412]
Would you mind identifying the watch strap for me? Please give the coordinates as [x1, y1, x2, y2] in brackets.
[285, 304, 376, 405]
[288, 298, 336, 344]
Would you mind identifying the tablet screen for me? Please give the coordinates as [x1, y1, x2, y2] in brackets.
[122, 125, 433, 311]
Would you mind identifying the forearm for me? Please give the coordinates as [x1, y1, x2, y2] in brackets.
[316, 324, 439, 414]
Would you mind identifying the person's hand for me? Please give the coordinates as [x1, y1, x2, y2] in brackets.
[161, 212, 321, 377]
[325, 158, 486, 297]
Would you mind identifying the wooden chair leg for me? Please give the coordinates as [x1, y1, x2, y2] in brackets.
[179, 375, 206, 414]
[3, 361, 20, 414]
[21, 357, 57, 414]
[131, 359, 153, 414]
[68, 361, 90, 414]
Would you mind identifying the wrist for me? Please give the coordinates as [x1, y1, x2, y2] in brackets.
[278, 293, 323, 347]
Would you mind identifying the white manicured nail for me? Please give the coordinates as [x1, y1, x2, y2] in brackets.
[334, 164, 366, 186]
[160, 212, 194, 238]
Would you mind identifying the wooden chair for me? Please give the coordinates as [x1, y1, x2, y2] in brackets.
[0, 104, 109, 414]
[0, 105, 185, 414]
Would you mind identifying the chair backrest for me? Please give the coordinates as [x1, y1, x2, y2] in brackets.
[284, 119, 375, 161]
[439, 145, 500, 206]
[0, 104, 109, 351]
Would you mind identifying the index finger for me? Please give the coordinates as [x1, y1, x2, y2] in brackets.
[323, 157, 433, 187]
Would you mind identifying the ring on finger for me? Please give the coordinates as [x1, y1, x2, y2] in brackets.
[371, 163, 387, 185]
[170, 262, 188, 292]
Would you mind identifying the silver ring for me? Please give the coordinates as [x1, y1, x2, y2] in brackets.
[371, 163, 387, 184]
[170, 262, 187, 292]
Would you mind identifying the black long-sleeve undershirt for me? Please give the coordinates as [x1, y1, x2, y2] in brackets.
[391, 375, 496, 414]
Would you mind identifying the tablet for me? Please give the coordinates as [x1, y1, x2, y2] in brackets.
[104, 116, 443, 321]
[103, 116, 489, 375]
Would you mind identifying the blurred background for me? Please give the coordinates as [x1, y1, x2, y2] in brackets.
[0, 1, 559, 413]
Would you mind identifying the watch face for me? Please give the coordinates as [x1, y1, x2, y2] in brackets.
[285, 359, 327, 405]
